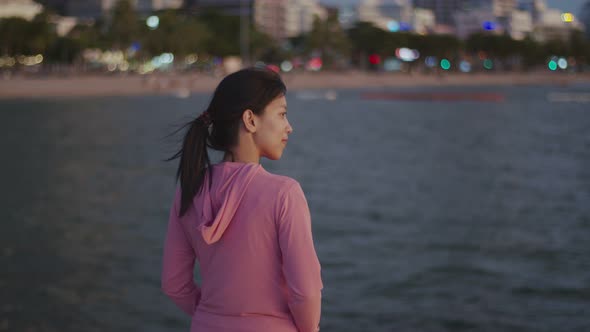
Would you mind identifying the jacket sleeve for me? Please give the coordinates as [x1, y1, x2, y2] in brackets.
[278, 181, 323, 332]
[161, 190, 201, 316]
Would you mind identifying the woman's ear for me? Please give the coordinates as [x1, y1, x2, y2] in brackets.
[242, 109, 258, 133]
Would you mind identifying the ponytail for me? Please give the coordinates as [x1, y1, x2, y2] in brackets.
[165, 113, 212, 218]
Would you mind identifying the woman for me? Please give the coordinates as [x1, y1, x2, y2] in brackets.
[161, 67, 323, 332]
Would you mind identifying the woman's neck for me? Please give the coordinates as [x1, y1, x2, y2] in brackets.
[222, 152, 259, 164]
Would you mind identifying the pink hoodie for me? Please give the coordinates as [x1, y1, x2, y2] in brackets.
[161, 161, 323, 332]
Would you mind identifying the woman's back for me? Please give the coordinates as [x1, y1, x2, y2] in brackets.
[162, 161, 323, 332]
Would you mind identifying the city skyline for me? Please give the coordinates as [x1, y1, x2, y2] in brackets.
[319, 0, 587, 16]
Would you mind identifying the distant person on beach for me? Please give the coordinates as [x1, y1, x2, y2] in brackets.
[161, 67, 323, 332]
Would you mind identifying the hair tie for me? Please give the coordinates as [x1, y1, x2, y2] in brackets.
[198, 110, 212, 126]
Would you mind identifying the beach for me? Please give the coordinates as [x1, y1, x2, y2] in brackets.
[1, 71, 589, 99]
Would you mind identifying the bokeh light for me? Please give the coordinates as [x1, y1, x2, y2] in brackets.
[387, 20, 400, 32]
[147, 16, 159, 29]
[484, 59, 493, 70]
[384, 57, 401, 71]
[440, 59, 451, 70]
[280, 60, 293, 72]
[396, 48, 420, 62]
[369, 54, 381, 65]
[266, 64, 279, 73]
[561, 13, 574, 23]
[307, 57, 322, 71]
[483, 21, 496, 30]
[459, 60, 471, 73]
[548, 60, 558, 71]
[425, 56, 437, 68]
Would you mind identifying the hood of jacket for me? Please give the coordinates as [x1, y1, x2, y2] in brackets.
[193, 162, 262, 244]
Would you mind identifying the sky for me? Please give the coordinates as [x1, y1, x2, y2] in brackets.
[319, 0, 588, 16]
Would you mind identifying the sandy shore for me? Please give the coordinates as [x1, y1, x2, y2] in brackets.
[1, 71, 589, 99]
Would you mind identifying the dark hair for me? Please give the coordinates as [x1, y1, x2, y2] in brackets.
[165, 67, 287, 218]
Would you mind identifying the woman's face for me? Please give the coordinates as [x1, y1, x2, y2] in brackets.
[253, 95, 293, 160]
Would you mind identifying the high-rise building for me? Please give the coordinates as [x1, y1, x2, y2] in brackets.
[505, 9, 533, 40]
[581, 1, 590, 38]
[358, 0, 413, 31]
[338, 5, 357, 29]
[412, 7, 435, 34]
[184, 0, 325, 40]
[284, 0, 327, 38]
[454, 8, 499, 38]
[412, 0, 470, 26]
[413, 0, 515, 26]
[255, 0, 327, 39]
[519, 0, 547, 23]
[253, 0, 287, 40]
[0, 0, 43, 20]
[380, 0, 413, 23]
[519, 0, 585, 42]
[468, 0, 517, 17]
[492, 0, 517, 17]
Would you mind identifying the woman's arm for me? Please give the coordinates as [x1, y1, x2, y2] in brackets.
[161, 190, 201, 316]
[278, 181, 323, 332]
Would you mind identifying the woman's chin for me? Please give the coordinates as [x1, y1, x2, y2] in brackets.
[264, 151, 283, 161]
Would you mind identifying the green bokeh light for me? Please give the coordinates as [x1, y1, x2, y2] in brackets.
[440, 59, 451, 70]
[548, 60, 558, 71]
[483, 59, 493, 70]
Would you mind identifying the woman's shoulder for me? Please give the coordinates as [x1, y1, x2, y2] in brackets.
[257, 168, 301, 194]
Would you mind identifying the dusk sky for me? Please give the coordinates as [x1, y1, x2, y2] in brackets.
[319, 0, 588, 16]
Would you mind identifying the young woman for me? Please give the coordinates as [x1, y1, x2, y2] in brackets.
[161, 67, 323, 332]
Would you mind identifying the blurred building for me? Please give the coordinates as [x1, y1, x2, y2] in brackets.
[62, 0, 176, 18]
[454, 8, 498, 39]
[519, 0, 546, 23]
[469, 0, 517, 17]
[152, 0, 182, 10]
[184, 0, 326, 40]
[0, 0, 43, 20]
[358, 0, 414, 31]
[338, 5, 357, 29]
[504, 9, 533, 40]
[253, 0, 287, 39]
[256, 0, 327, 39]
[358, 0, 435, 34]
[582, 1, 590, 39]
[412, 0, 469, 27]
[284, 0, 327, 38]
[454, 6, 532, 40]
[520, 0, 585, 42]
[52, 15, 78, 36]
[412, 7, 435, 34]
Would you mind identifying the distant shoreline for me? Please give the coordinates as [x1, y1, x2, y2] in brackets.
[1, 71, 589, 99]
